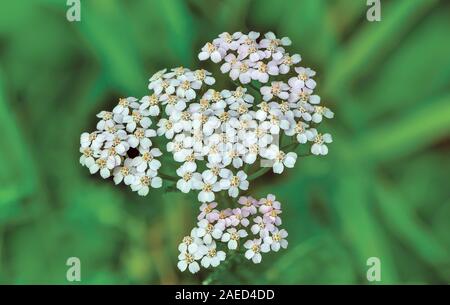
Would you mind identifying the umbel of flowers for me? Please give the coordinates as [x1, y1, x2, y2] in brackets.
[178, 195, 287, 274]
[78, 31, 333, 273]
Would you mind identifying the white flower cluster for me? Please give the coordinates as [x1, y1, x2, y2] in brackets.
[79, 31, 334, 276]
[177, 194, 288, 274]
[199, 33, 334, 153]
[80, 31, 334, 203]
[79, 97, 163, 196]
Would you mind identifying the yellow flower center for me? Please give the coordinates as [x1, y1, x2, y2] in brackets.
[183, 172, 192, 181]
[234, 87, 244, 98]
[182, 236, 193, 245]
[119, 98, 129, 107]
[120, 167, 130, 176]
[165, 121, 173, 129]
[258, 63, 267, 73]
[298, 73, 308, 81]
[96, 158, 107, 168]
[276, 151, 285, 162]
[230, 232, 239, 240]
[200, 98, 210, 111]
[103, 112, 113, 121]
[219, 112, 229, 122]
[260, 102, 269, 112]
[185, 253, 194, 263]
[181, 80, 191, 90]
[203, 183, 212, 192]
[132, 110, 142, 122]
[142, 152, 153, 162]
[206, 42, 216, 53]
[149, 94, 159, 106]
[230, 176, 240, 187]
[283, 55, 292, 65]
[273, 233, 281, 242]
[251, 244, 261, 253]
[134, 128, 145, 139]
[140, 175, 150, 186]
[240, 63, 249, 73]
[195, 69, 206, 80]
[207, 248, 217, 257]
[174, 67, 184, 76]
[314, 134, 324, 145]
[83, 148, 93, 157]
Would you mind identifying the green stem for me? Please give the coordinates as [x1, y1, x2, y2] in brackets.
[159, 172, 178, 182]
[248, 81, 261, 94]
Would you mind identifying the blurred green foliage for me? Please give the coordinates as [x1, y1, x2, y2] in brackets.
[0, 0, 449, 284]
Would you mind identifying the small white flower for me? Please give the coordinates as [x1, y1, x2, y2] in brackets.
[288, 67, 317, 89]
[96, 111, 116, 131]
[164, 66, 190, 79]
[219, 170, 249, 198]
[251, 61, 270, 83]
[130, 169, 162, 196]
[312, 106, 334, 123]
[213, 32, 241, 51]
[220, 53, 239, 74]
[79, 147, 97, 167]
[193, 171, 221, 203]
[264, 229, 288, 252]
[160, 94, 186, 116]
[139, 94, 161, 116]
[176, 163, 198, 193]
[222, 86, 254, 106]
[260, 81, 290, 101]
[122, 109, 152, 132]
[88, 156, 116, 178]
[259, 31, 291, 60]
[193, 69, 215, 86]
[232, 60, 254, 84]
[80, 131, 103, 148]
[178, 250, 203, 274]
[128, 127, 156, 149]
[276, 53, 301, 74]
[103, 129, 129, 155]
[157, 118, 182, 139]
[221, 228, 248, 250]
[261, 145, 297, 174]
[113, 158, 136, 185]
[198, 42, 224, 63]
[308, 129, 332, 155]
[150, 77, 176, 96]
[178, 232, 203, 254]
[228, 207, 250, 227]
[285, 121, 312, 144]
[244, 239, 270, 264]
[173, 73, 202, 101]
[148, 68, 167, 90]
[250, 216, 275, 237]
[200, 242, 226, 268]
[132, 147, 162, 172]
[221, 143, 246, 169]
[196, 219, 224, 244]
[237, 31, 261, 61]
[197, 202, 219, 222]
[112, 97, 139, 115]
[167, 134, 193, 163]
[238, 196, 258, 215]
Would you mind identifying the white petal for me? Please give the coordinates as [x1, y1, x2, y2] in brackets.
[245, 250, 254, 260]
[177, 260, 187, 272]
[198, 51, 209, 61]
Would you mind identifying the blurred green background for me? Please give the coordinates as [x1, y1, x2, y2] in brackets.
[0, 0, 449, 284]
